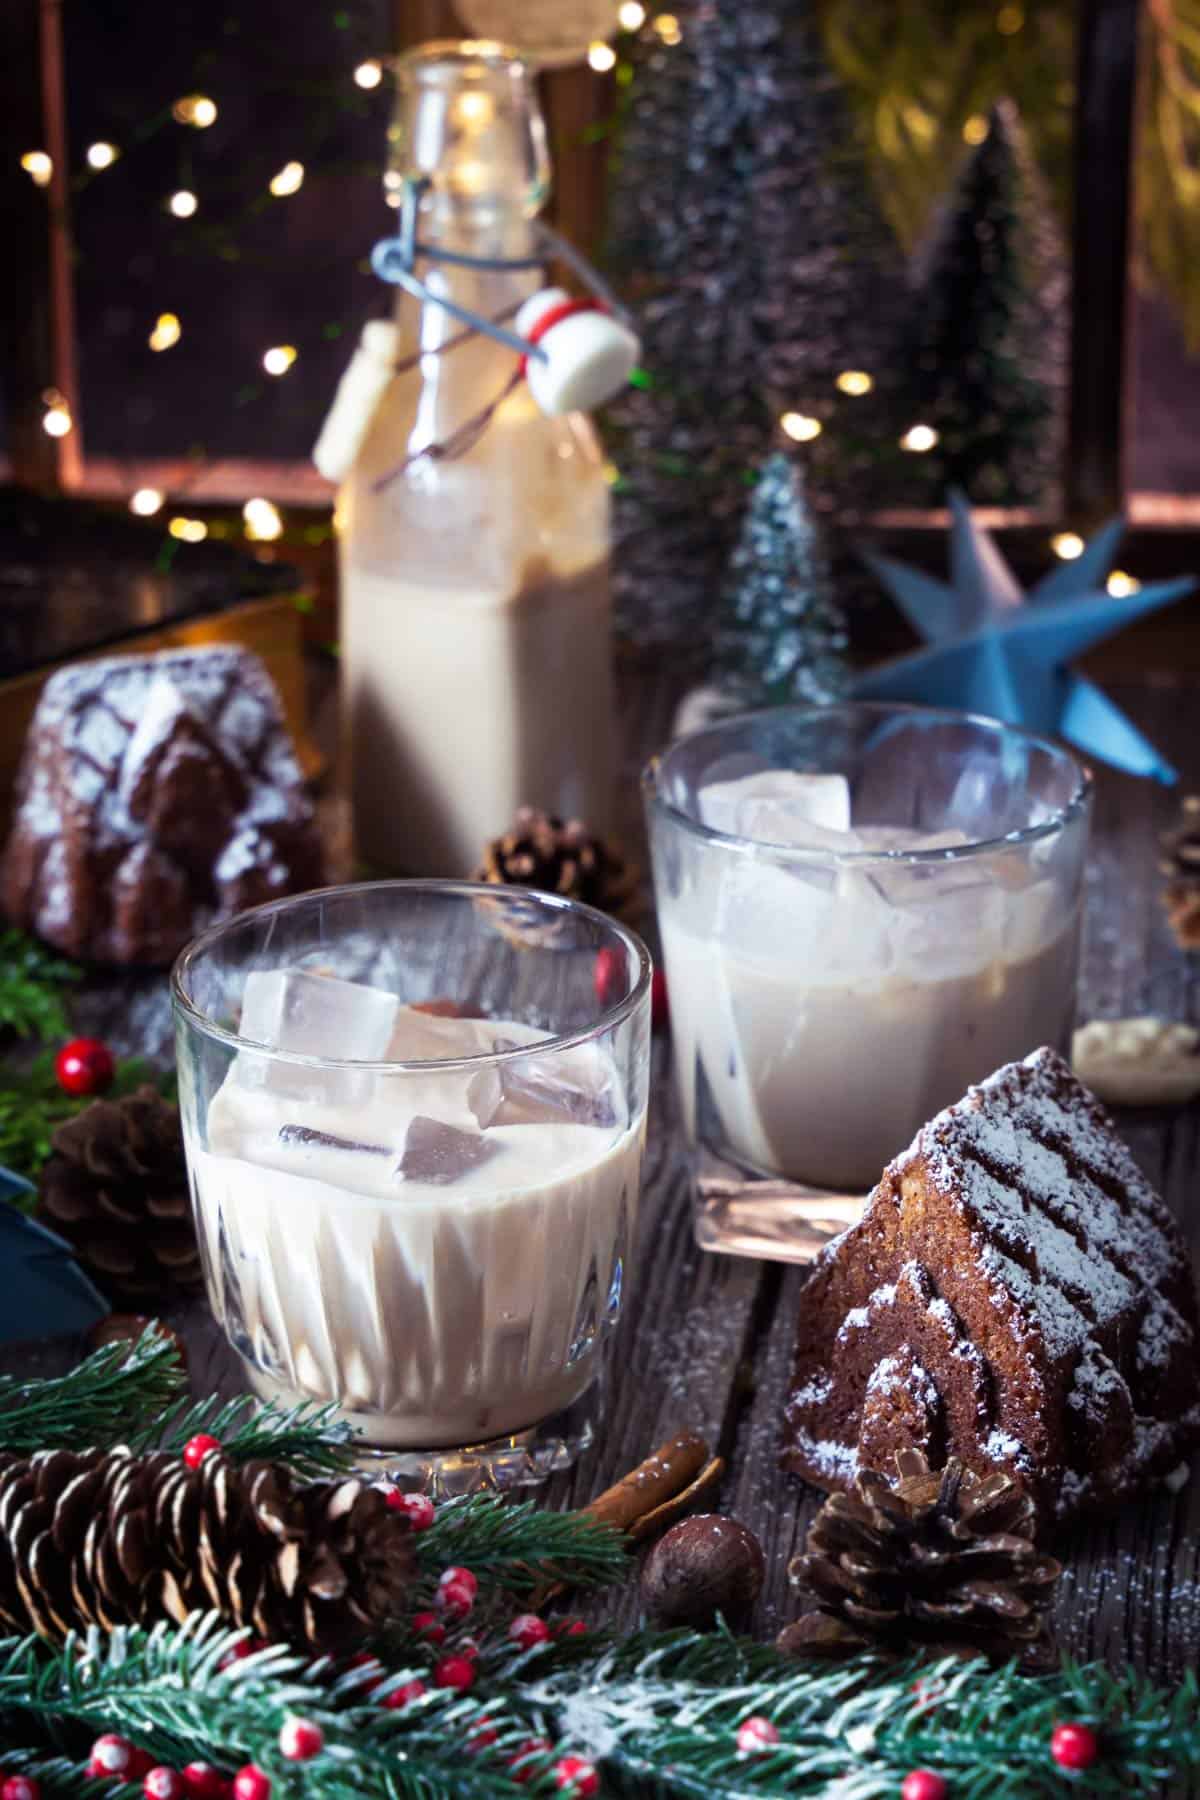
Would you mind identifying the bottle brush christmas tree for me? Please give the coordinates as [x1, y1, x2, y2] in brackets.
[717, 452, 848, 706]
[604, 0, 907, 654]
[900, 97, 1068, 508]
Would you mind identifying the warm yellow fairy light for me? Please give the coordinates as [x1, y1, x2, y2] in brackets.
[148, 312, 182, 352]
[456, 91, 494, 122]
[173, 95, 217, 127]
[42, 403, 72, 438]
[962, 113, 989, 145]
[1107, 569, 1141, 596]
[168, 516, 208, 543]
[587, 41, 618, 71]
[262, 344, 298, 376]
[653, 12, 682, 43]
[86, 142, 119, 170]
[168, 189, 198, 218]
[243, 497, 283, 542]
[1051, 531, 1085, 561]
[996, 4, 1024, 33]
[354, 59, 383, 88]
[269, 161, 305, 197]
[836, 370, 873, 397]
[619, 1, 646, 26]
[21, 151, 52, 187]
[130, 487, 165, 517]
[781, 412, 822, 443]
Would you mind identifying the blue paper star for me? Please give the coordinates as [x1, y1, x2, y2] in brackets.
[0, 1166, 109, 1345]
[854, 492, 1195, 782]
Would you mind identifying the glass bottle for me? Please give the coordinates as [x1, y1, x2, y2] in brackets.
[339, 41, 616, 877]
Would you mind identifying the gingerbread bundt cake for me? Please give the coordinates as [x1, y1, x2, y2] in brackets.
[3, 647, 325, 966]
[782, 1048, 1200, 1522]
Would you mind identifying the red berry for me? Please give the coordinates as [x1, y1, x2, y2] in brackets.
[386, 1489, 435, 1529]
[458, 1635, 482, 1661]
[382, 1677, 427, 1711]
[143, 1770, 184, 1800]
[231, 1770, 271, 1800]
[593, 945, 623, 1008]
[467, 1718, 498, 1753]
[556, 1618, 587, 1638]
[88, 1735, 134, 1776]
[127, 1750, 158, 1781]
[651, 965, 668, 1030]
[736, 1716, 779, 1754]
[278, 1717, 324, 1762]
[217, 1634, 269, 1670]
[511, 1740, 553, 1784]
[55, 1037, 115, 1097]
[901, 1773, 949, 1800]
[508, 1612, 552, 1650]
[1050, 1723, 1099, 1771]
[2, 1778, 42, 1800]
[438, 1565, 478, 1600]
[553, 1755, 599, 1797]
[437, 1578, 475, 1620]
[182, 1766, 231, 1800]
[412, 1610, 446, 1645]
[434, 1653, 477, 1692]
[182, 1433, 221, 1470]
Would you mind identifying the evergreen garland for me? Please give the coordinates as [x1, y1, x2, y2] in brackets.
[0, 1620, 1198, 1798]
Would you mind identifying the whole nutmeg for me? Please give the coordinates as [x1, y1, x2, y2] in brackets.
[639, 1514, 765, 1629]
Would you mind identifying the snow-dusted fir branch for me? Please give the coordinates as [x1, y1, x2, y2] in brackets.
[0, 1327, 185, 1456]
[150, 1392, 359, 1481]
[416, 1494, 628, 1595]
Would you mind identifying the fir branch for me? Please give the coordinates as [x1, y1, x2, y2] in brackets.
[149, 1392, 359, 1480]
[4, 1619, 1200, 1800]
[0, 1326, 185, 1456]
[0, 1051, 173, 1184]
[0, 929, 80, 1045]
[418, 1494, 628, 1596]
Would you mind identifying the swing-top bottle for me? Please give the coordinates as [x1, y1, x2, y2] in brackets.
[337, 41, 616, 876]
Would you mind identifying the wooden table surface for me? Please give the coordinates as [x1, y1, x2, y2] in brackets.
[5, 655, 1199, 1701]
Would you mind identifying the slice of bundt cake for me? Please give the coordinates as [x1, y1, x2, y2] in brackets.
[781, 1048, 1200, 1522]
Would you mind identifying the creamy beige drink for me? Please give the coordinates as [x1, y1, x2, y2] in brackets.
[192, 996, 640, 1447]
[659, 772, 1080, 1193]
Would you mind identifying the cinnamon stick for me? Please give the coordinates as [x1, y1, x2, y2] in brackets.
[581, 1432, 712, 1535]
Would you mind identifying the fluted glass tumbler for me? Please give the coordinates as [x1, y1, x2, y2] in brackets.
[172, 881, 651, 1493]
[644, 704, 1091, 1262]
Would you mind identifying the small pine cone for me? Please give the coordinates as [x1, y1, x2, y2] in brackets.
[780, 1450, 1060, 1671]
[475, 808, 640, 920]
[36, 1086, 201, 1304]
[0, 1447, 415, 1652]
[1161, 796, 1200, 950]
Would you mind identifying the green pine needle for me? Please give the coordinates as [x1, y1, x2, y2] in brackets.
[3, 1619, 1200, 1799]
[0, 1325, 186, 1457]
[0, 929, 80, 1045]
[417, 1493, 628, 1595]
[0, 1050, 175, 1186]
[151, 1392, 359, 1481]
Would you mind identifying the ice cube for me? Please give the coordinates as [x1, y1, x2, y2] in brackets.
[386, 1004, 501, 1063]
[277, 1123, 389, 1158]
[892, 881, 1005, 981]
[699, 770, 851, 840]
[480, 1047, 621, 1130]
[240, 967, 399, 1061]
[393, 1116, 500, 1184]
[1005, 879, 1064, 960]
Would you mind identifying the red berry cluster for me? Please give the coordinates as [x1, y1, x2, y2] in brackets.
[0, 1775, 43, 1800]
[892, 1722, 1101, 1800]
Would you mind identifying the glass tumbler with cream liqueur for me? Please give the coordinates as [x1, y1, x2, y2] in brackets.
[338, 43, 616, 877]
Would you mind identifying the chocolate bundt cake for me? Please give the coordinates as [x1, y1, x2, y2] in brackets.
[782, 1048, 1200, 1523]
[3, 647, 325, 966]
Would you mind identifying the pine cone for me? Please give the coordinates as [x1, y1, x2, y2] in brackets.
[475, 808, 640, 920]
[0, 1446, 415, 1652]
[36, 1086, 201, 1305]
[778, 1450, 1060, 1670]
[1162, 795, 1200, 950]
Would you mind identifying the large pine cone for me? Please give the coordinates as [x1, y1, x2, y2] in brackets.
[37, 1086, 201, 1304]
[0, 1446, 415, 1652]
[778, 1450, 1060, 1670]
[475, 808, 639, 919]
